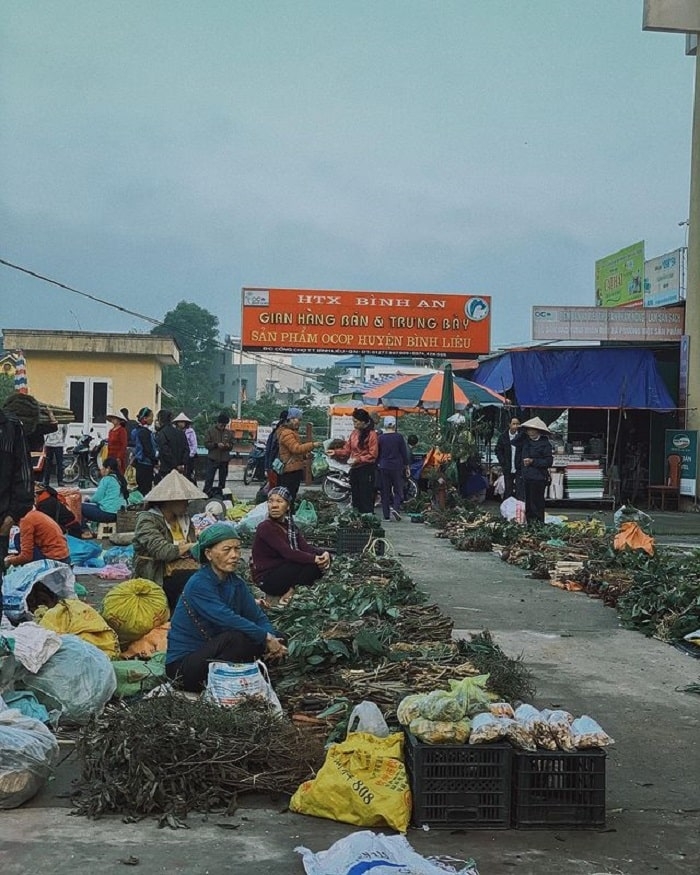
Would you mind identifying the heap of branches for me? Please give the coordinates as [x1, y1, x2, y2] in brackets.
[74, 696, 324, 820]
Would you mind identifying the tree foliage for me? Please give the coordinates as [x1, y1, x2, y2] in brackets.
[151, 301, 220, 413]
[0, 373, 15, 407]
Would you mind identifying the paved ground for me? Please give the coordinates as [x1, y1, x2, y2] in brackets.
[2, 471, 699, 874]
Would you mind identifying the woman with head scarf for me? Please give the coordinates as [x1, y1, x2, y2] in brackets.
[275, 407, 324, 500]
[515, 417, 554, 525]
[81, 457, 129, 523]
[132, 470, 207, 612]
[165, 523, 286, 692]
[326, 408, 379, 513]
[250, 486, 330, 604]
[106, 410, 129, 473]
[131, 407, 158, 494]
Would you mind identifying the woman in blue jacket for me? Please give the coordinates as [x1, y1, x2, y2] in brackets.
[81, 457, 128, 522]
[166, 523, 287, 692]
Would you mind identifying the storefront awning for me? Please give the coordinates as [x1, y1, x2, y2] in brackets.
[472, 349, 675, 411]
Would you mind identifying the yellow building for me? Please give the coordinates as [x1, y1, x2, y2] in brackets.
[2, 329, 179, 440]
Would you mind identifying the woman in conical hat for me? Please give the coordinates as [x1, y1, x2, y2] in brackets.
[516, 417, 553, 525]
[132, 471, 207, 613]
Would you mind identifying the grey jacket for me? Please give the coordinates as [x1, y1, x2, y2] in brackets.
[132, 508, 195, 586]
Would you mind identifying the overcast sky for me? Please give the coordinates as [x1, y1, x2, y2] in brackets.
[0, 1, 695, 360]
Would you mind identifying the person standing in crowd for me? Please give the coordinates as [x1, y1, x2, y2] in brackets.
[165, 523, 286, 692]
[106, 410, 129, 473]
[173, 412, 198, 483]
[203, 412, 235, 496]
[0, 407, 33, 617]
[155, 408, 188, 481]
[133, 470, 206, 612]
[251, 486, 331, 604]
[516, 417, 554, 525]
[4, 507, 70, 567]
[264, 409, 288, 488]
[377, 416, 409, 522]
[495, 417, 522, 499]
[275, 407, 323, 501]
[120, 408, 139, 449]
[42, 420, 67, 487]
[131, 407, 158, 494]
[327, 408, 379, 514]
[81, 457, 129, 523]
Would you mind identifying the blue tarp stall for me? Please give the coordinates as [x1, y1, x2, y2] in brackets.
[472, 349, 675, 411]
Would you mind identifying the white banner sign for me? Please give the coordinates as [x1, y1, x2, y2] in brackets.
[644, 249, 684, 308]
[532, 306, 685, 342]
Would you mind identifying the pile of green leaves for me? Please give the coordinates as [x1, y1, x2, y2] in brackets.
[271, 554, 426, 687]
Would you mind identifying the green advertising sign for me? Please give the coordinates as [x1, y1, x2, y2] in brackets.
[664, 429, 698, 497]
[595, 241, 645, 308]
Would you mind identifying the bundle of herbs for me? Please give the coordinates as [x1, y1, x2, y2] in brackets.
[74, 696, 324, 820]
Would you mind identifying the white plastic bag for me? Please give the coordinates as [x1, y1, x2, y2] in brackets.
[0, 708, 59, 809]
[296, 830, 479, 875]
[5, 623, 62, 674]
[236, 502, 269, 536]
[206, 660, 282, 713]
[614, 504, 652, 533]
[347, 700, 389, 738]
[493, 474, 505, 498]
[499, 496, 526, 523]
[18, 634, 116, 726]
[1, 560, 76, 622]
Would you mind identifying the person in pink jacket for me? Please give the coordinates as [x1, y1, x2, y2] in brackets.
[327, 408, 379, 513]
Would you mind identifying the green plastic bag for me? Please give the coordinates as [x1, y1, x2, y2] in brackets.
[112, 653, 167, 698]
[294, 499, 318, 529]
[311, 448, 330, 478]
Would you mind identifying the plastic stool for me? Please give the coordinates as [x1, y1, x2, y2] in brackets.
[96, 523, 117, 539]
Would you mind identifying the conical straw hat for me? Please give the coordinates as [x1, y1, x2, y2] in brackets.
[172, 411, 192, 424]
[520, 416, 552, 434]
[143, 470, 207, 504]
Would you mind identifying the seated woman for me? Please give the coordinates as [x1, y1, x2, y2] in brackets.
[132, 469, 207, 613]
[4, 508, 70, 567]
[250, 486, 331, 604]
[165, 523, 287, 692]
[81, 457, 129, 523]
[34, 482, 93, 539]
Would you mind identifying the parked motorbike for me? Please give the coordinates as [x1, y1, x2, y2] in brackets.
[243, 440, 267, 485]
[322, 457, 418, 505]
[62, 432, 106, 486]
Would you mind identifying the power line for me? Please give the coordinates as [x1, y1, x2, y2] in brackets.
[0, 256, 317, 381]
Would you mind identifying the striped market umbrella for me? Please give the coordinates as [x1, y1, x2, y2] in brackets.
[363, 371, 506, 411]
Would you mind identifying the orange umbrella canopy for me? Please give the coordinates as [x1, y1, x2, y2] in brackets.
[362, 372, 506, 410]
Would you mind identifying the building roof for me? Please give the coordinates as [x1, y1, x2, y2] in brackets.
[2, 329, 179, 366]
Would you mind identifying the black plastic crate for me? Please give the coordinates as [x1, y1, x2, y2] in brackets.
[404, 730, 512, 829]
[335, 527, 385, 555]
[512, 749, 606, 829]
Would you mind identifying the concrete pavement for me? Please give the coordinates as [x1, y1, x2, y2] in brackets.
[2, 474, 699, 874]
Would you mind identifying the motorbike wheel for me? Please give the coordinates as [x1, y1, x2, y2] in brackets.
[243, 458, 256, 485]
[61, 457, 80, 484]
[404, 477, 418, 501]
[88, 462, 101, 486]
[323, 477, 350, 503]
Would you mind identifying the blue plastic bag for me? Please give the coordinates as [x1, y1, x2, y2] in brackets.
[66, 535, 103, 566]
[1, 560, 76, 622]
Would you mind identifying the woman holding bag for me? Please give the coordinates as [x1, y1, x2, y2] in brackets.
[326, 408, 379, 513]
[165, 523, 286, 692]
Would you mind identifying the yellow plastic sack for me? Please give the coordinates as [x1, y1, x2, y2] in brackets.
[101, 578, 170, 646]
[614, 521, 655, 556]
[37, 599, 120, 660]
[289, 731, 411, 833]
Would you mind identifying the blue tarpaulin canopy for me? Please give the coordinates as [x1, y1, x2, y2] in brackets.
[472, 349, 675, 411]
